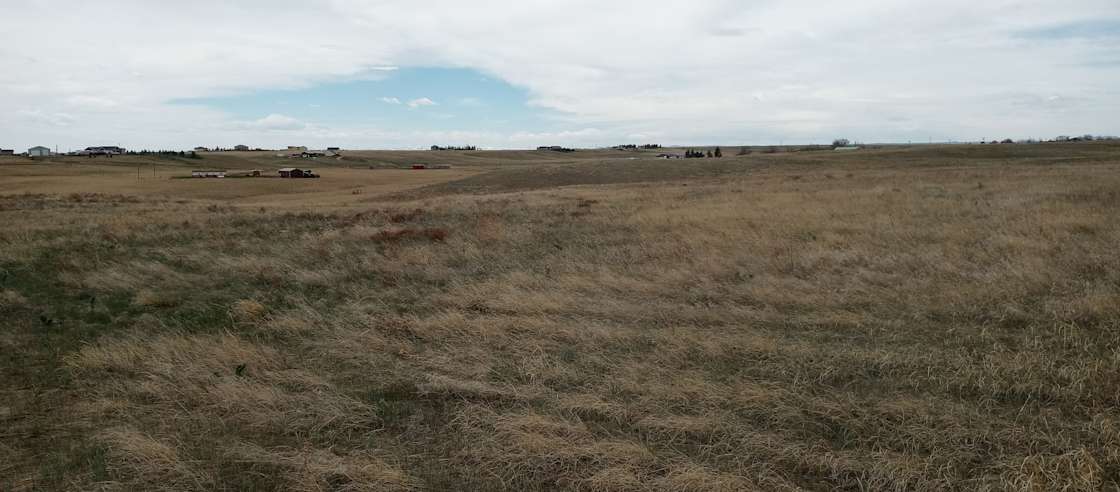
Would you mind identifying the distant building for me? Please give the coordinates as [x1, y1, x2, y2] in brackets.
[0, 149, 14, 156]
[190, 170, 226, 178]
[28, 146, 50, 157]
[537, 145, 574, 152]
[287, 146, 307, 152]
[234, 145, 250, 151]
[326, 147, 340, 152]
[657, 153, 683, 159]
[193, 146, 209, 152]
[834, 146, 861, 151]
[279, 167, 316, 178]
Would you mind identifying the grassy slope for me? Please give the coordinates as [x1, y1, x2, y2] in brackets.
[1, 143, 1119, 490]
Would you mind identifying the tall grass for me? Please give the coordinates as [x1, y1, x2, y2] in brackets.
[1, 147, 1118, 490]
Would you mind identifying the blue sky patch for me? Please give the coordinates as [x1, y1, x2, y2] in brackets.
[1016, 19, 1120, 41]
[175, 67, 562, 133]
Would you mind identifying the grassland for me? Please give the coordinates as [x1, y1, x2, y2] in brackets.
[1, 143, 1118, 490]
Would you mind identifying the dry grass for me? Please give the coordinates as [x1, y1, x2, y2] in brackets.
[1, 143, 1119, 490]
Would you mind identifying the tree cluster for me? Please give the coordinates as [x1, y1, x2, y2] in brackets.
[126, 150, 203, 159]
[612, 144, 662, 150]
[684, 147, 722, 158]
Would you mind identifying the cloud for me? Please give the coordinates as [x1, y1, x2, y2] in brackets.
[407, 97, 437, 108]
[0, 0, 1118, 149]
[379, 97, 401, 104]
[17, 109, 77, 127]
[64, 95, 118, 110]
[237, 114, 305, 131]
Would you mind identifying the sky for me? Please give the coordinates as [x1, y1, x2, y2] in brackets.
[0, 0, 1117, 150]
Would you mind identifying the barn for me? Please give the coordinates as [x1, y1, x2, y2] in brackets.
[28, 146, 50, 157]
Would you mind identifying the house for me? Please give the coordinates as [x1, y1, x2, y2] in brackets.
[28, 146, 50, 157]
[234, 145, 250, 151]
[190, 170, 226, 178]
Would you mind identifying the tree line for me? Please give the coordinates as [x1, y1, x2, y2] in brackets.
[684, 147, 722, 158]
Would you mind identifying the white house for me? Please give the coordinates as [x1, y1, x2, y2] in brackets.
[28, 146, 50, 157]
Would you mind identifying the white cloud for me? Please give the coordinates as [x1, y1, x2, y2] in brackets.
[17, 109, 78, 127]
[379, 97, 401, 104]
[407, 97, 437, 108]
[0, 0, 1117, 149]
[64, 95, 119, 110]
[236, 114, 306, 131]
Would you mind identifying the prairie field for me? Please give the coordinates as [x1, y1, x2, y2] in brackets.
[1, 143, 1119, 490]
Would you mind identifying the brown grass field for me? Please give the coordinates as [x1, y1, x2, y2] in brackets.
[1, 143, 1119, 490]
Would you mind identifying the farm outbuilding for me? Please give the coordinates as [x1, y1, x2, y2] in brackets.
[28, 146, 50, 157]
[278, 168, 317, 178]
[191, 170, 226, 178]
